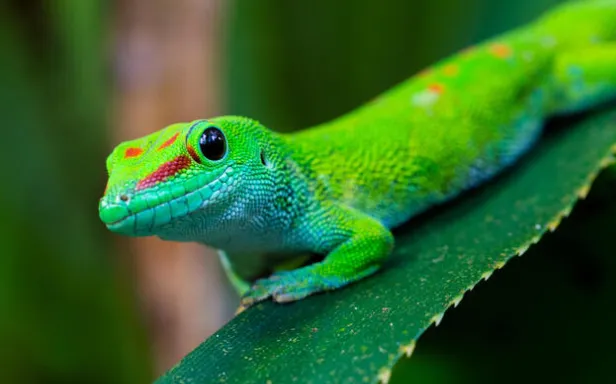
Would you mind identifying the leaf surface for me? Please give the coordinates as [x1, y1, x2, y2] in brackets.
[157, 110, 616, 384]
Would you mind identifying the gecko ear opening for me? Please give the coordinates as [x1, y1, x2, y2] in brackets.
[260, 149, 271, 168]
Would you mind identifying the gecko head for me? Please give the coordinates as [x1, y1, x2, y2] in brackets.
[99, 116, 277, 240]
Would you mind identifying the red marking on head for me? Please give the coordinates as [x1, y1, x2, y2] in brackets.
[428, 83, 444, 94]
[489, 43, 512, 59]
[186, 145, 201, 164]
[124, 147, 144, 158]
[443, 64, 459, 76]
[157, 133, 179, 151]
[136, 155, 191, 191]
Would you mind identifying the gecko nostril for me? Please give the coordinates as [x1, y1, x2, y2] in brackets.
[119, 194, 130, 202]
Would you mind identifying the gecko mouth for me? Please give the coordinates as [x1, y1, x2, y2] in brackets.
[99, 167, 233, 236]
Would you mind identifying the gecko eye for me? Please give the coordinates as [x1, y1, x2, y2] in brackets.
[199, 127, 226, 161]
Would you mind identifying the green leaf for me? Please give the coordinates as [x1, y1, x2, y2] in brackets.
[156, 110, 616, 384]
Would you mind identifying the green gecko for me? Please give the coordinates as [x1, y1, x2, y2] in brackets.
[100, 0, 616, 309]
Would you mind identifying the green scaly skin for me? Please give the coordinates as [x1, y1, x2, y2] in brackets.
[100, 1, 616, 309]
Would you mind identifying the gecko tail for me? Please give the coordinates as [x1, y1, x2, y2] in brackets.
[530, 1, 616, 116]
[535, 0, 616, 44]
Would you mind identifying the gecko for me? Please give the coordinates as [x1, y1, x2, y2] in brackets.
[99, 0, 616, 309]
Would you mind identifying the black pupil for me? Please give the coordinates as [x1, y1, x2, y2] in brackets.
[199, 127, 226, 161]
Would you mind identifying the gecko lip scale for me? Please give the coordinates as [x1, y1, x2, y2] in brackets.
[99, 167, 233, 234]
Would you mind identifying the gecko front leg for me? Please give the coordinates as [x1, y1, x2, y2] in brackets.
[240, 204, 394, 308]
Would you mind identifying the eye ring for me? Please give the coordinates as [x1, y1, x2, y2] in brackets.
[198, 127, 226, 161]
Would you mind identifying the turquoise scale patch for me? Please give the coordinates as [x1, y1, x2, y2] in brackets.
[184, 174, 204, 192]
[156, 186, 174, 205]
[153, 203, 173, 227]
[99, 202, 129, 225]
[186, 190, 205, 211]
[129, 194, 150, 213]
[169, 197, 190, 218]
[170, 182, 187, 199]
[199, 187, 213, 201]
[135, 209, 154, 230]
[141, 190, 161, 207]
[115, 215, 136, 235]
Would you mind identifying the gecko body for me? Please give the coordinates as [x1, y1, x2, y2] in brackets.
[100, 1, 616, 307]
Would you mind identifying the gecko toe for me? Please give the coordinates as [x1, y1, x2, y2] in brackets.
[239, 266, 349, 308]
[272, 290, 311, 303]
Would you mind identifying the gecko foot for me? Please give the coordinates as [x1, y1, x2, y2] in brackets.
[239, 268, 347, 309]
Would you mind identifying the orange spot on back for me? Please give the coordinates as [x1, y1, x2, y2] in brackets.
[428, 83, 444, 94]
[124, 147, 144, 158]
[158, 132, 179, 150]
[489, 43, 512, 59]
[443, 64, 459, 76]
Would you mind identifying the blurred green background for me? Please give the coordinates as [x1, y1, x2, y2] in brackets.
[3, 0, 616, 383]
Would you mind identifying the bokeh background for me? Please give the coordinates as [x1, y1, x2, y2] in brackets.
[3, 0, 616, 383]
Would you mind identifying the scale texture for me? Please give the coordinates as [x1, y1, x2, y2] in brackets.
[99, 0, 616, 308]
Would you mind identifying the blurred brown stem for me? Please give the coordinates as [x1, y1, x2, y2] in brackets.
[112, 0, 233, 374]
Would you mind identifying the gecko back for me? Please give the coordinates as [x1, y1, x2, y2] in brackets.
[286, 0, 616, 229]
